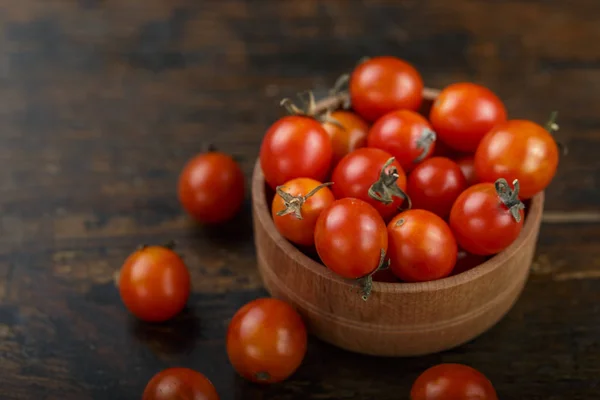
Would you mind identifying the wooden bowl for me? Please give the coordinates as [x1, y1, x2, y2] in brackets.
[251, 89, 545, 357]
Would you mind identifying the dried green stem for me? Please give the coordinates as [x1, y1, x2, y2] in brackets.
[275, 182, 334, 220]
[368, 157, 412, 211]
[495, 178, 525, 222]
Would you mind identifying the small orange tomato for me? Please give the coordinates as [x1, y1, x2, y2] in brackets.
[322, 110, 369, 165]
[178, 151, 245, 224]
[271, 178, 335, 247]
[474, 119, 559, 199]
[143, 368, 219, 400]
[226, 298, 307, 384]
[118, 245, 190, 322]
[430, 83, 507, 153]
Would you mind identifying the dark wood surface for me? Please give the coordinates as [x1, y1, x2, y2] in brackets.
[0, 1, 598, 399]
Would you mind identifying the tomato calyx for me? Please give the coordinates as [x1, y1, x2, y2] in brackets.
[254, 371, 271, 382]
[494, 178, 525, 222]
[413, 128, 437, 163]
[280, 91, 343, 128]
[368, 157, 412, 210]
[275, 182, 334, 220]
[545, 111, 568, 156]
[329, 74, 351, 110]
[353, 249, 390, 301]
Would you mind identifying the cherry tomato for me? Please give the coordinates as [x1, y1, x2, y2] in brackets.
[411, 363, 498, 400]
[429, 83, 507, 153]
[118, 245, 190, 322]
[322, 110, 369, 165]
[452, 250, 489, 275]
[315, 198, 388, 281]
[260, 115, 332, 189]
[178, 151, 245, 224]
[350, 56, 424, 122]
[474, 119, 559, 199]
[449, 179, 525, 256]
[387, 210, 457, 282]
[367, 109, 437, 172]
[331, 148, 408, 221]
[271, 178, 334, 246]
[143, 368, 219, 400]
[226, 298, 307, 384]
[455, 155, 478, 187]
[406, 157, 467, 219]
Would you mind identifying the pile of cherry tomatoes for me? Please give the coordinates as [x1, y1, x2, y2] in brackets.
[263, 55, 560, 299]
[114, 55, 561, 399]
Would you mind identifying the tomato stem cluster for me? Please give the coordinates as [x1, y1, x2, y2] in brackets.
[275, 182, 334, 220]
[280, 91, 344, 129]
[494, 178, 525, 222]
[354, 249, 390, 301]
[368, 157, 412, 211]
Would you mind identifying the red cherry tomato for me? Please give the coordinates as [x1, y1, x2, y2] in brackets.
[226, 298, 307, 384]
[118, 246, 190, 322]
[331, 148, 408, 221]
[322, 110, 369, 165]
[142, 368, 219, 400]
[260, 115, 332, 189]
[387, 210, 457, 282]
[315, 198, 388, 280]
[429, 83, 507, 153]
[350, 56, 424, 122]
[455, 155, 478, 187]
[411, 363, 498, 400]
[474, 119, 559, 199]
[449, 179, 525, 256]
[452, 250, 489, 275]
[367, 109, 437, 172]
[178, 152, 245, 224]
[271, 178, 334, 246]
[406, 157, 467, 219]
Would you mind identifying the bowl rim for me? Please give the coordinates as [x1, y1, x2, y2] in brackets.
[252, 88, 545, 294]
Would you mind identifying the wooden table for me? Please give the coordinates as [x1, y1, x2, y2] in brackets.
[0, 1, 598, 399]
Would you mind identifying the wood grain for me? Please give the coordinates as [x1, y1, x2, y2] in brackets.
[0, 0, 598, 399]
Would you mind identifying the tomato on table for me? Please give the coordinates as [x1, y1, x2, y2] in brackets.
[271, 178, 334, 246]
[449, 178, 525, 256]
[429, 82, 507, 153]
[331, 147, 408, 221]
[349, 56, 424, 122]
[322, 110, 369, 165]
[142, 368, 219, 400]
[455, 155, 478, 187]
[315, 198, 388, 299]
[260, 94, 333, 189]
[406, 157, 467, 219]
[178, 151, 245, 224]
[118, 245, 190, 322]
[367, 109, 437, 172]
[387, 209, 457, 282]
[411, 363, 498, 400]
[226, 298, 307, 384]
[474, 118, 560, 199]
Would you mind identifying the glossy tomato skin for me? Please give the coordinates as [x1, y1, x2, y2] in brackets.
[387, 210, 457, 282]
[178, 152, 245, 224]
[226, 298, 307, 384]
[119, 246, 190, 322]
[331, 148, 407, 221]
[474, 120, 559, 199]
[411, 363, 498, 400]
[430, 83, 507, 153]
[322, 110, 369, 165]
[456, 155, 478, 187]
[350, 56, 424, 122]
[271, 178, 335, 246]
[315, 198, 388, 279]
[367, 109, 436, 172]
[406, 157, 467, 219]
[260, 116, 333, 189]
[449, 182, 524, 256]
[143, 368, 219, 400]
